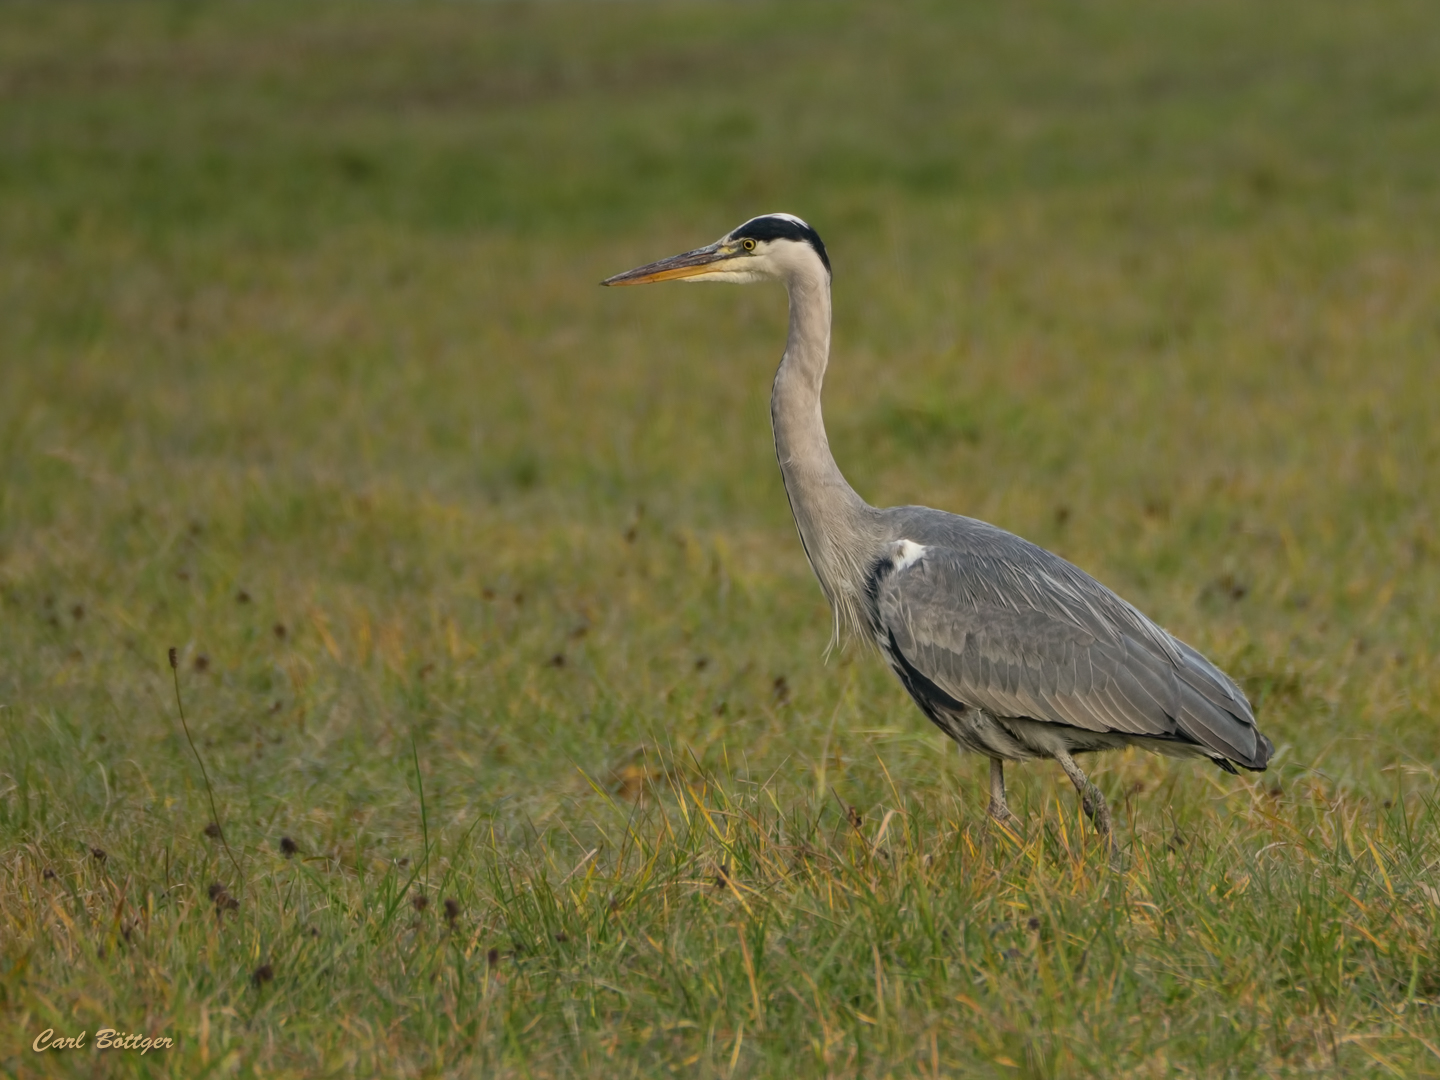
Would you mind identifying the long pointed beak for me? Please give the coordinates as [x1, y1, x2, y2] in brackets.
[601, 241, 735, 286]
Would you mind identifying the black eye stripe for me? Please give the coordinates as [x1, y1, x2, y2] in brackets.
[730, 215, 831, 275]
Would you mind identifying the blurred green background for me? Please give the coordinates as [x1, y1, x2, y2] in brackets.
[2, 1, 1439, 1075]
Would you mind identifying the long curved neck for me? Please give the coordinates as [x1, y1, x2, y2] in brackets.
[771, 265, 877, 633]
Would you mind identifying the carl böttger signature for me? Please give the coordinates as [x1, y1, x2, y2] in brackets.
[32, 1028, 173, 1054]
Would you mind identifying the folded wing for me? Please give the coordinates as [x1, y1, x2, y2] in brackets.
[873, 526, 1270, 770]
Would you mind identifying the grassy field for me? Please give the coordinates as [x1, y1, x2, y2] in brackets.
[3, 1, 1440, 1075]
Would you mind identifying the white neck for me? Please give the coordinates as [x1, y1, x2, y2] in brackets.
[769, 254, 879, 637]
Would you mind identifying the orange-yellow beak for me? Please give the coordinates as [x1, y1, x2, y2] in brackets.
[601, 241, 737, 286]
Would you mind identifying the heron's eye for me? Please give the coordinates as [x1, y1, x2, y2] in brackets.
[742, 238, 756, 252]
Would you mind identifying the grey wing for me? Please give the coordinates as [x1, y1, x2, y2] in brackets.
[873, 534, 1271, 770]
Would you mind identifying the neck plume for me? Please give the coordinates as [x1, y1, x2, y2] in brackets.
[770, 258, 877, 640]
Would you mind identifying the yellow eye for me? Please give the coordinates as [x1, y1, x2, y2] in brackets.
[742, 238, 756, 251]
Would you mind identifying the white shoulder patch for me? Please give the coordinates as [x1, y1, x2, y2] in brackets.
[891, 539, 927, 573]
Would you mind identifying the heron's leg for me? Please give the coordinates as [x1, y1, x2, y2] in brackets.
[987, 758, 1015, 823]
[1053, 749, 1115, 851]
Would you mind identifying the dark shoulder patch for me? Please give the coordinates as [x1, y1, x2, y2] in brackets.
[863, 553, 895, 604]
[731, 215, 831, 275]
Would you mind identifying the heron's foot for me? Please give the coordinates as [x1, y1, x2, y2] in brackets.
[986, 757, 1017, 827]
[987, 798, 1018, 826]
[1054, 750, 1119, 863]
[1079, 783, 1113, 837]
[1080, 784, 1121, 866]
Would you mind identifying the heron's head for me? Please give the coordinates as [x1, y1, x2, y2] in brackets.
[602, 213, 831, 288]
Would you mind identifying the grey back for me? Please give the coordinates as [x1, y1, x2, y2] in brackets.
[869, 506, 1272, 769]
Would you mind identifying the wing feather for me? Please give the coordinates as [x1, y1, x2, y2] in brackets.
[873, 513, 1271, 769]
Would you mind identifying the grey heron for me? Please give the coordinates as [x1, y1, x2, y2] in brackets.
[603, 214, 1273, 847]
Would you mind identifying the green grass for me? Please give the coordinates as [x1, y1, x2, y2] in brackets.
[3, 0, 1440, 1075]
